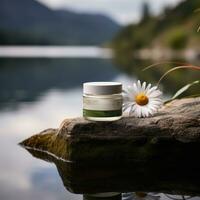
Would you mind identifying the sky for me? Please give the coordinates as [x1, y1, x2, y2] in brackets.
[36, 0, 183, 25]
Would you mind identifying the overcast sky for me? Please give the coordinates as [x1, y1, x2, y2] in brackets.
[36, 0, 183, 25]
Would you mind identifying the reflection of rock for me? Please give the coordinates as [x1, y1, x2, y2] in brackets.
[83, 193, 121, 200]
[20, 98, 200, 195]
[122, 193, 161, 200]
[20, 145, 200, 195]
[132, 193, 160, 200]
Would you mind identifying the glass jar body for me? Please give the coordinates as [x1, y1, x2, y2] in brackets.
[83, 93, 122, 121]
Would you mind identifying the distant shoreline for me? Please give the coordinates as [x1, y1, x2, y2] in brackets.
[1, 46, 199, 62]
[0, 46, 113, 59]
[134, 48, 200, 62]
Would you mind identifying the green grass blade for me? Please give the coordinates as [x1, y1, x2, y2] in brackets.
[165, 80, 200, 104]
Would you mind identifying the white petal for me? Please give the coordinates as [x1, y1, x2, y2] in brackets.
[122, 89, 128, 95]
[142, 81, 146, 91]
[140, 108, 146, 117]
[137, 80, 142, 91]
[132, 83, 138, 94]
[145, 109, 151, 117]
[145, 106, 152, 117]
[131, 104, 137, 112]
[132, 105, 138, 117]
[141, 107, 148, 117]
[142, 106, 151, 117]
[123, 102, 134, 112]
[146, 86, 158, 96]
[127, 85, 134, 94]
[137, 106, 142, 118]
[149, 97, 163, 102]
[148, 90, 162, 98]
[149, 104, 162, 111]
[145, 83, 152, 93]
[149, 99, 163, 106]
[148, 109, 154, 116]
[148, 106, 158, 111]
[123, 86, 137, 101]
[154, 101, 163, 107]
[129, 104, 137, 116]
[150, 104, 161, 110]
[142, 103, 160, 117]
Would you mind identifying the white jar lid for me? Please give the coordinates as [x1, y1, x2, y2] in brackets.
[83, 82, 122, 95]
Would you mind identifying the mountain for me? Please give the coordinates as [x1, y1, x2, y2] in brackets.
[0, 0, 120, 45]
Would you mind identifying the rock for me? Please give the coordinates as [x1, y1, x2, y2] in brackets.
[20, 97, 200, 195]
[20, 97, 200, 162]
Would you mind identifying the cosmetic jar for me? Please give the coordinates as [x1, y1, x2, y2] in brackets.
[83, 82, 122, 121]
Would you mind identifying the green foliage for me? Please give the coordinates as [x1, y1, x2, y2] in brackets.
[111, 0, 200, 96]
[165, 80, 200, 103]
[141, 2, 151, 23]
[165, 28, 188, 49]
[112, 0, 200, 53]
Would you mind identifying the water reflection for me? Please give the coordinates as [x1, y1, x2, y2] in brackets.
[81, 193, 199, 200]
[122, 193, 160, 200]
[0, 57, 125, 200]
[0, 58, 120, 109]
[21, 144, 200, 200]
[84, 193, 121, 200]
[0, 89, 83, 200]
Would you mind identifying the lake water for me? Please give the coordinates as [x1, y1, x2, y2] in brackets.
[0, 47, 199, 200]
[0, 54, 131, 200]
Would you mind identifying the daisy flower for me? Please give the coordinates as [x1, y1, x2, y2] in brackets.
[123, 80, 163, 118]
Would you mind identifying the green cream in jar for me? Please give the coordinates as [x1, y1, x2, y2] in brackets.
[83, 82, 122, 121]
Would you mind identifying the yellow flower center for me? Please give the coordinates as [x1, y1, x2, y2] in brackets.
[135, 93, 149, 106]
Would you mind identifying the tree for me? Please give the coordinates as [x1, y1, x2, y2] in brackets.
[141, 2, 151, 22]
